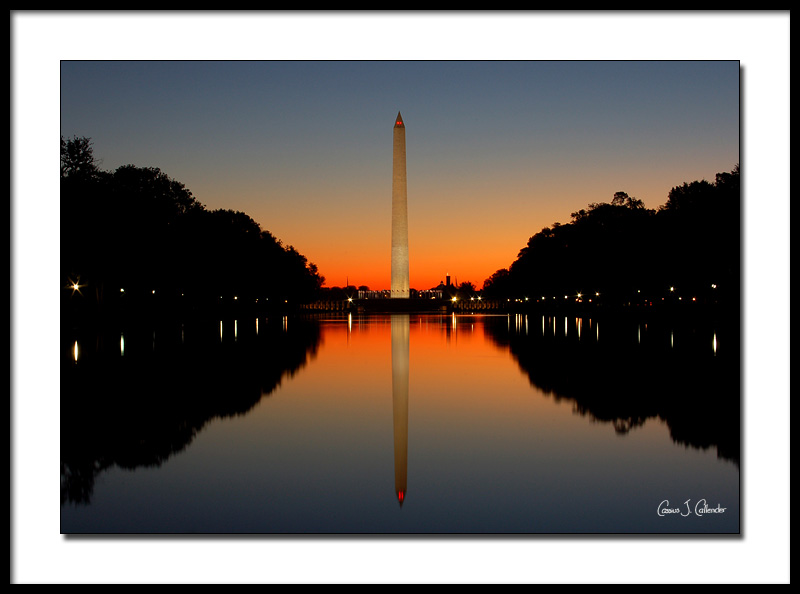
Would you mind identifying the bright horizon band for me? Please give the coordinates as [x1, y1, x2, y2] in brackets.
[391, 112, 410, 298]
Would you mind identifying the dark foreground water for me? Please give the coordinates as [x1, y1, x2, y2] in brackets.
[61, 311, 739, 534]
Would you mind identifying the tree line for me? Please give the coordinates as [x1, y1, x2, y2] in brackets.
[62, 136, 325, 320]
[481, 165, 740, 312]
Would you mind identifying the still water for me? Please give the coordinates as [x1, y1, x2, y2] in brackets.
[61, 312, 739, 534]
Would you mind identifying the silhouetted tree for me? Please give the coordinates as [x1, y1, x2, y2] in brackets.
[62, 136, 325, 322]
[655, 164, 740, 305]
[611, 191, 645, 210]
[482, 268, 512, 297]
[455, 281, 476, 301]
[61, 135, 100, 179]
[484, 165, 740, 311]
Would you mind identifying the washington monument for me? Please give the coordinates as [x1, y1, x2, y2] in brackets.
[391, 112, 410, 298]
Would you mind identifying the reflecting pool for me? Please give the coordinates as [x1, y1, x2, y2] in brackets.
[61, 312, 739, 534]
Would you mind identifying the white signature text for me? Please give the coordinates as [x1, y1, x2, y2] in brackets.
[657, 499, 727, 517]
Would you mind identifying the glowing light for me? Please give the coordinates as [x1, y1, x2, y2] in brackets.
[73, 341, 79, 362]
[712, 333, 717, 354]
[398, 490, 404, 503]
[120, 333, 125, 356]
[67, 278, 85, 295]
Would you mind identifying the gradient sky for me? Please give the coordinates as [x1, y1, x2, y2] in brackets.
[60, 59, 739, 291]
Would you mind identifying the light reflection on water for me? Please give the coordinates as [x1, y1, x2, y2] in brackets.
[62, 312, 738, 534]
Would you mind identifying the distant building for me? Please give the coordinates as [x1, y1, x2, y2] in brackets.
[418, 288, 443, 300]
[358, 289, 390, 299]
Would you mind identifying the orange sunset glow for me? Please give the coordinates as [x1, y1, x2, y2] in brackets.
[59, 60, 740, 293]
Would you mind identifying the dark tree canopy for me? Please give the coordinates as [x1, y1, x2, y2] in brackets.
[62, 136, 324, 320]
[482, 165, 740, 311]
[61, 135, 100, 179]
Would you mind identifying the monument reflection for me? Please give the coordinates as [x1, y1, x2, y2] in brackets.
[391, 314, 410, 506]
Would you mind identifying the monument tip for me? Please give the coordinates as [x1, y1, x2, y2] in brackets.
[394, 112, 404, 128]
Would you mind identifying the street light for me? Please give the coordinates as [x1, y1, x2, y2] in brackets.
[66, 278, 85, 296]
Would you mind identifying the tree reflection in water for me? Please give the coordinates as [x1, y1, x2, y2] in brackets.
[483, 311, 740, 466]
[61, 316, 321, 505]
